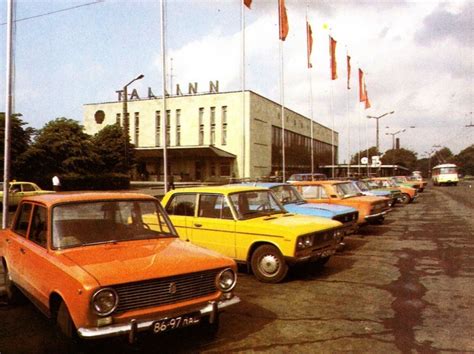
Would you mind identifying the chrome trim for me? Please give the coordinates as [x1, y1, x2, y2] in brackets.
[365, 210, 389, 220]
[77, 296, 240, 340]
[215, 268, 237, 293]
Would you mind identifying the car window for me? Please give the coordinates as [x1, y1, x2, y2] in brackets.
[319, 186, 329, 199]
[10, 184, 21, 193]
[301, 186, 319, 199]
[13, 203, 32, 237]
[229, 190, 284, 219]
[198, 194, 233, 219]
[166, 194, 196, 216]
[22, 184, 36, 192]
[29, 206, 47, 248]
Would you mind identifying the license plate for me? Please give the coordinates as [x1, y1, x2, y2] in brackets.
[152, 314, 201, 334]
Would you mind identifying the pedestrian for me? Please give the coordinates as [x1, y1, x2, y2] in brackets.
[52, 175, 61, 192]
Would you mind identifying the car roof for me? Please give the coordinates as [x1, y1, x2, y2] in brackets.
[167, 185, 269, 195]
[290, 180, 347, 185]
[21, 192, 156, 207]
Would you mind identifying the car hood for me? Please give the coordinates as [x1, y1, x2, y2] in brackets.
[284, 202, 356, 218]
[236, 213, 341, 237]
[61, 238, 234, 286]
[336, 195, 387, 205]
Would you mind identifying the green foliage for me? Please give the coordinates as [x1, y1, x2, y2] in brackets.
[455, 144, 474, 176]
[382, 148, 418, 170]
[91, 124, 135, 174]
[350, 146, 380, 165]
[432, 147, 455, 166]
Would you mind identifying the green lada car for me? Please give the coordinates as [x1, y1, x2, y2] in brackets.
[160, 186, 343, 283]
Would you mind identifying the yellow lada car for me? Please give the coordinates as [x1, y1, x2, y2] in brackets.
[160, 186, 343, 283]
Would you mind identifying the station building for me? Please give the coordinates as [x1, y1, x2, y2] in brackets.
[83, 87, 338, 182]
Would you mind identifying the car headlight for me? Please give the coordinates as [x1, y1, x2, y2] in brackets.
[216, 268, 237, 293]
[297, 235, 314, 249]
[92, 288, 119, 316]
[334, 229, 343, 239]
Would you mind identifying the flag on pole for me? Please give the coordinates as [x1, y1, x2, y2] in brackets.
[329, 36, 337, 80]
[244, 0, 252, 9]
[365, 91, 371, 109]
[306, 21, 313, 68]
[358, 68, 367, 102]
[279, 0, 289, 41]
[347, 55, 351, 89]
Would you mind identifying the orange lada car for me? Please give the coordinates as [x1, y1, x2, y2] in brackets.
[290, 180, 391, 225]
[0, 193, 239, 343]
[371, 177, 418, 204]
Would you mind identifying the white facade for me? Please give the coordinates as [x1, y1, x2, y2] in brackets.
[83, 90, 338, 181]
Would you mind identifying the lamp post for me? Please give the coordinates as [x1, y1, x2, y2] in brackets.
[385, 129, 406, 150]
[367, 110, 395, 153]
[122, 74, 144, 172]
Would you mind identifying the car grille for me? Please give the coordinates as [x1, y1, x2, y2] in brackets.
[112, 269, 221, 313]
[333, 212, 358, 224]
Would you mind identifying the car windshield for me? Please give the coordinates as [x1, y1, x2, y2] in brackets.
[440, 167, 457, 174]
[335, 183, 362, 198]
[229, 190, 286, 220]
[270, 185, 305, 204]
[355, 181, 370, 192]
[52, 200, 176, 249]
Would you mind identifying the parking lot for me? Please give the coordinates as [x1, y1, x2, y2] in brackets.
[0, 182, 473, 353]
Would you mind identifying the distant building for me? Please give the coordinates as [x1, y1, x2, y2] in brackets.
[83, 90, 338, 181]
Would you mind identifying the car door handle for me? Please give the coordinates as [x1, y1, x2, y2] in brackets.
[194, 223, 202, 227]
[5, 238, 10, 244]
[20, 248, 26, 254]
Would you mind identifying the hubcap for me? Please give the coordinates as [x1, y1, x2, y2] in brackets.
[259, 254, 280, 276]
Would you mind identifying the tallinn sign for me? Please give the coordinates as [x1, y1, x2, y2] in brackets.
[116, 80, 220, 102]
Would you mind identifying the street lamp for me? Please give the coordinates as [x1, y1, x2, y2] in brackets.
[122, 74, 144, 172]
[367, 110, 395, 153]
[385, 129, 406, 150]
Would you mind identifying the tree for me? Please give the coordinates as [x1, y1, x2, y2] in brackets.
[432, 147, 454, 166]
[17, 118, 100, 181]
[91, 124, 135, 174]
[0, 113, 35, 178]
[382, 148, 418, 170]
[455, 144, 474, 176]
[350, 146, 379, 165]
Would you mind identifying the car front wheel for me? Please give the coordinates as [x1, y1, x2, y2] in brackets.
[400, 193, 411, 204]
[251, 245, 288, 283]
[3, 264, 23, 304]
[57, 301, 76, 339]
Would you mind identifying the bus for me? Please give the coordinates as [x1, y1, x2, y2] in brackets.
[432, 163, 459, 186]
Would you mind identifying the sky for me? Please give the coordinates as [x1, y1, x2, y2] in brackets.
[0, 0, 472, 164]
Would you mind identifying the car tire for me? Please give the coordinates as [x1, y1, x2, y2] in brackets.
[251, 245, 288, 283]
[3, 264, 24, 305]
[400, 193, 411, 204]
[57, 301, 76, 339]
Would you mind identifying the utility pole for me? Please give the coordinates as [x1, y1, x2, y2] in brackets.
[367, 110, 394, 153]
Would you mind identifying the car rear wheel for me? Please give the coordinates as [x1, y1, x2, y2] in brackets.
[400, 193, 411, 204]
[251, 245, 288, 283]
[3, 264, 23, 305]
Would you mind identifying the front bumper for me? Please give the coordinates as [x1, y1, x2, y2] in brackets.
[290, 245, 336, 264]
[77, 296, 240, 341]
[364, 210, 389, 222]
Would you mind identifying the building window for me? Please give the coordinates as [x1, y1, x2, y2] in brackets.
[210, 162, 216, 177]
[166, 110, 171, 146]
[199, 107, 204, 145]
[155, 111, 161, 146]
[210, 107, 216, 145]
[134, 112, 139, 146]
[221, 106, 227, 145]
[116, 113, 121, 126]
[220, 162, 231, 176]
[176, 109, 181, 146]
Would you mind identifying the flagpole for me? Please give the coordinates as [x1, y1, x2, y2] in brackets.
[306, 7, 314, 178]
[280, 39, 286, 182]
[3, 0, 14, 229]
[346, 50, 351, 178]
[241, 0, 246, 180]
[328, 34, 335, 178]
[160, 0, 168, 193]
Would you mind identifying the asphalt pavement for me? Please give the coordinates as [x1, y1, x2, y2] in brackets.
[0, 181, 473, 353]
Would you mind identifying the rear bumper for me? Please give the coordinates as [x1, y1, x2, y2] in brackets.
[77, 295, 240, 341]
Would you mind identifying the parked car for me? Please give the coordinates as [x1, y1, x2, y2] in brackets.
[239, 183, 358, 243]
[391, 176, 423, 192]
[0, 192, 239, 342]
[161, 186, 343, 283]
[0, 181, 54, 207]
[351, 180, 398, 207]
[289, 180, 391, 225]
[287, 173, 327, 182]
[370, 177, 418, 204]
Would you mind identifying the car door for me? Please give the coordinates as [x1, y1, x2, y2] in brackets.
[9, 183, 23, 206]
[4, 202, 33, 289]
[164, 193, 197, 241]
[189, 193, 236, 258]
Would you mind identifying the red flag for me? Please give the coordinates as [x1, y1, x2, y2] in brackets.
[329, 36, 337, 80]
[347, 55, 351, 89]
[279, 0, 289, 41]
[244, 0, 252, 9]
[365, 90, 371, 109]
[359, 68, 367, 102]
[306, 21, 313, 68]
